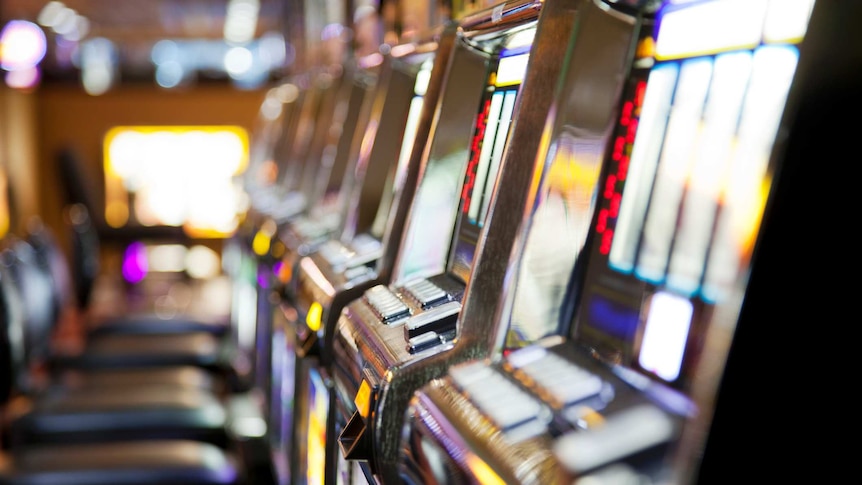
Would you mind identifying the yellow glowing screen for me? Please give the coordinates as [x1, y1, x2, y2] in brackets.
[103, 125, 249, 237]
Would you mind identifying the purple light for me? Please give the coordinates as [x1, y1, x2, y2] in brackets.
[122, 241, 148, 283]
[5, 66, 41, 89]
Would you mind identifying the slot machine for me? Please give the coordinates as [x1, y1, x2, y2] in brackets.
[257, 70, 341, 224]
[330, 0, 581, 483]
[238, 81, 300, 216]
[399, 0, 818, 483]
[226, 68, 350, 397]
[255, 57, 380, 485]
[221, 75, 314, 393]
[283, 26, 457, 485]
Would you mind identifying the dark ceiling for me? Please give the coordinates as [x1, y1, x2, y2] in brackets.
[1, 0, 287, 84]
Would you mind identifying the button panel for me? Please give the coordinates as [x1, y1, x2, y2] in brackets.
[364, 285, 410, 323]
[403, 301, 460, 342]
[318, 240, 353, 267]
[399, 278, 448, 308]
[449, 361, 548, 441]
[507, 347, 611, 409]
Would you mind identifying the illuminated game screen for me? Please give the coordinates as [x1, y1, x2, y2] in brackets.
[306, 367, 329, 485]
[270, 316, 296, 481]
[575, 0, 812, 389]
[448, 47, 530, 284]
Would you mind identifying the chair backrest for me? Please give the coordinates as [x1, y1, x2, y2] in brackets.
[1, 237, 60, 383]
[0, 268, 18, 405]
[65, 203, 101, 311]
[0, 245, 30, 401]
[25, 217, 74, 326]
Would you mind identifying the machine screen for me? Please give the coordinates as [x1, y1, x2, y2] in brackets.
[505, 127, 606, 346]
[306, 367, 329, 484]
[394, 44, 490, 282]
[270, 317, 296, 482]
[370, 58, 434, 240]
[576, 0, 810, 389]
[449, 48, 529, 284]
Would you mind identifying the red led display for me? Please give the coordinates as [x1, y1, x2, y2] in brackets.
[461, 97, 492, 214]
[596, 79, 647, 255]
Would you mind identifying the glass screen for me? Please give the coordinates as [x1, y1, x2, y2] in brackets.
[448, 50, 528, 284]
[505, 129, 605, 345]
[270, 308, 296, 483]
[393, 43, 490, 282]
[370, 58, 434, 239]
[502, 11, 650, 349]
[306, 367, 329, 484]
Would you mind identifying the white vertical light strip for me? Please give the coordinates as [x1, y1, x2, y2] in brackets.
[610, 64, 678, 273]
[638, 291, 693, 382]
[702, 46, 798, 302]
[395, 96, 425, 185]
[468, 92, 504, 222]
[478, 90, 518, 225]
[237, 282, 258, 351]
[666, 51, 752, 296]
[393, 60, 435, 185]
[636, 58, 712, 284]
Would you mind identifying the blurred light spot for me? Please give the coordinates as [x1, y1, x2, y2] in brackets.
[151, 39, 180, 65]
[251, 229, 271, 256]
[45, 5, 75, 30]
[258, 31, 286, 68]
[5, 66, 41, 90]
[186, 245, 221, 279]
[148, 244, 188, 272]
[155, 60, 185, 88]
[321, 23, 344, 41]
[231, 416, 267, 438]
[37, 1, 66, 27]
[53, 12, 82, 37]
[122, 241, 148, 283]
[224, 46, 253, 77]
[154, 294, 179, 319]
[80, 37, 117, 95]
[275, 82, 299, 103]
[224, 0, 260, 45]
[61, 15, 89, 42]
[260, 94, 283, 121]
[81, 62, 113, 95]
[306, 302, 323, 332]
[0, 20, 47, 70]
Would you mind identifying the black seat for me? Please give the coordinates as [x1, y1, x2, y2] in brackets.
[0, 237, 233, 449]
[1, 440, 240, 485]
[0, 242, 242, 485]
[23, 215, 244, 393]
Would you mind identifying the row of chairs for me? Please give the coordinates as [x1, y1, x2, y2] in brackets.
[0, 204, 273, 483]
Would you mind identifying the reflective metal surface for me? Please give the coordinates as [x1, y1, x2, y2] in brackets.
[332, 0, 584, 483]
